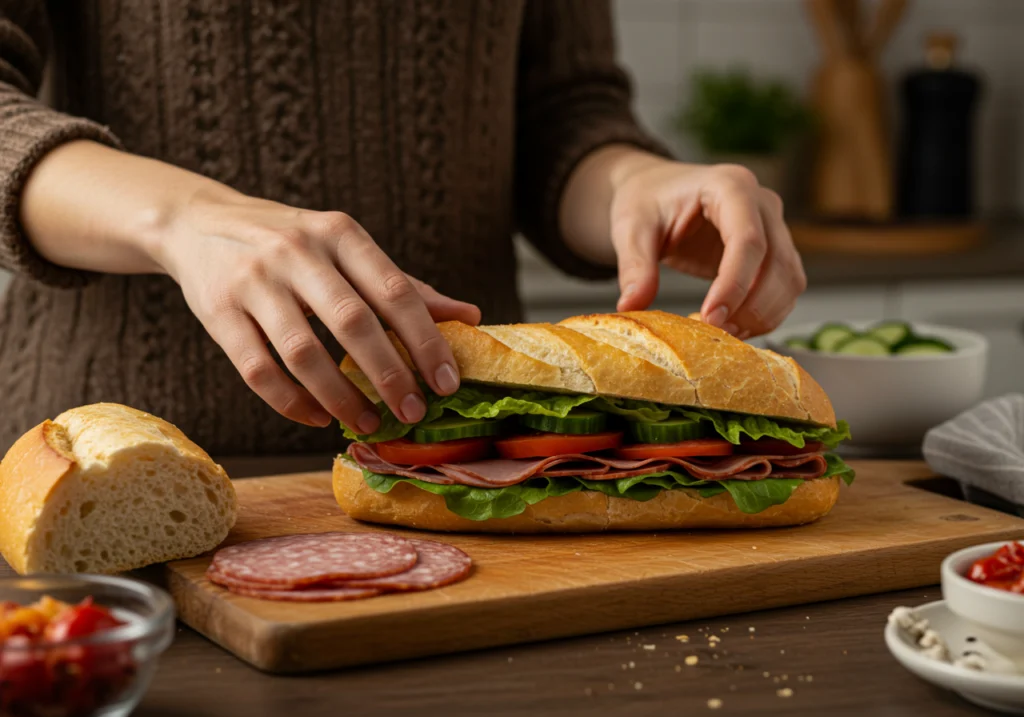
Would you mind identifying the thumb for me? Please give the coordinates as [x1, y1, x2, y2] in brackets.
[612, 204, 661, 312]
[407, 274, 483, 326]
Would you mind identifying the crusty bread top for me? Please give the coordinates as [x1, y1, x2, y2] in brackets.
[53, 403, 222, 469]
[340, 311, 835, 427]
[0, 403, 236, 575]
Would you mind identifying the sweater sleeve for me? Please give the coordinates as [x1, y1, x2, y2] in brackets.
[0, 1, 121, 287]
[514, 0, 672, 280]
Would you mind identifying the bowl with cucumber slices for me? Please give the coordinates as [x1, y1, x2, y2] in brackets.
[765, 320, 988, 456]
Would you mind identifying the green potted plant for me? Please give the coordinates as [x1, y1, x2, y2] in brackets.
[675, 69, 812, 196]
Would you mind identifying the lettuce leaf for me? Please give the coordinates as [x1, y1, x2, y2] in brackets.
[342, 385, 851, 450]
[590, 397, 672, 422]
[357, 452, 855, 520]
[342, 385, 594, 443]
[824, 452, 857, 486]
[362, 470, 583, 521]
[677, 409, 851, 449]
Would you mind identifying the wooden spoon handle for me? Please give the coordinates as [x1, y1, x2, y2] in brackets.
[805, 0, 848, 61]
[835, 0, 865, 58]
[867, 0, 908, 58]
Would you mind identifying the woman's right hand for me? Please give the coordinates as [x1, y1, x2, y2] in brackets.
[155, 188, 481, 433]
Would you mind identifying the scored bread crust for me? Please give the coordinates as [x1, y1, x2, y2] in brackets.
[0, 403, 237, 575]
[339, 310, 835, 427]
[333, 458, 840, 533]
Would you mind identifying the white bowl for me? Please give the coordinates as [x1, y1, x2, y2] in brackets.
[942, 541, 1024, 669]
[765, 321, 988, 454]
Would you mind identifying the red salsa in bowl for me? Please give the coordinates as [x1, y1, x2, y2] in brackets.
[0, 575, 173, 717]
[966, 541, 1024, 594]
[0, 595, 137, 717]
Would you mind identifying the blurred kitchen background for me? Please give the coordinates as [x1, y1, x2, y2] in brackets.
[518, 0, 1024, 400]
[3, 1, 1020, 400]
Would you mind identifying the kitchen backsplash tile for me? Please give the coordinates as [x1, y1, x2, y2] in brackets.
[615, 0, 1024, 214]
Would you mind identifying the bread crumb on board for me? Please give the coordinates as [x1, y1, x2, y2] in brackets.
[707, 698, 723, 709]
[777, 688, 794, 698]
[685, 656, 699, 666]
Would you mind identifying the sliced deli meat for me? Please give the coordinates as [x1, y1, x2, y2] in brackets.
[345, 539, 472, 591]
[205, 565, 382, 600]
[671, 453, 829, 481]
[599, 464, 673, 480]
[207, 533, 474, 602]
[221, 584, 383, 602]
[211, 532, 418, 587]
[346, 443, 828, 486]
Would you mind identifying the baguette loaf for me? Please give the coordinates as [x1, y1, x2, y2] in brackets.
[333, 457, 840, 533]
[0, 403, 237, 575]
[340, 310, 834, 427]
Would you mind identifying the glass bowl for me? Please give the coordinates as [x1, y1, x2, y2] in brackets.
[0, 574, 175, 717]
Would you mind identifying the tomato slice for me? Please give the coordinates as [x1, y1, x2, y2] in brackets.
[736, 438, 824, 456]
[376, 437, 493, 465]
[494, 431, 623, 459]
[614, 438, 734, 460]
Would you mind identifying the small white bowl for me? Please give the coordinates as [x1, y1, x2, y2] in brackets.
[765, 321, 988, 455]
[942, 541, 1024, 669]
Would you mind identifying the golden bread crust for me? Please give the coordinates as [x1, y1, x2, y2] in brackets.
[340, 311, 836, 427]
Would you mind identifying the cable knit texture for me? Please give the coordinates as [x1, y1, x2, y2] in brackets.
[0, 0, 665, 456]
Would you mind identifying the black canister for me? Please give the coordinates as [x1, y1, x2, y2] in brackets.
[897, 33, 981, 219]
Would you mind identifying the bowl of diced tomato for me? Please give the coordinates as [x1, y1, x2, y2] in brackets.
[942, 540, 1024, 669]
[0, 574, 174, 717]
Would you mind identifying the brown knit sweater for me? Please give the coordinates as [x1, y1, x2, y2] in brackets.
[0, 0, 662, 456]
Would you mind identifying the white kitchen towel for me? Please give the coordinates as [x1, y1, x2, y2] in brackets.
[922, 394, 1024, 506]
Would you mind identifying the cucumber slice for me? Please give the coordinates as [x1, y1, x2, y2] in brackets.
[521, 410, 607, 435]
[895, 339, 955, 356]
[627, 418, 705, 443]
[813, 323, 856, 352]
[833, 335, 891, 356]
[784, 337, 813, 350]
[412, 416, 503, 443]
[868, 320, 912, 348]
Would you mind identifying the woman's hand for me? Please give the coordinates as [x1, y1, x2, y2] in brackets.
[155, 189, 480, 432]
[21, 141, 479, 433]
[560, 146, 807, 339]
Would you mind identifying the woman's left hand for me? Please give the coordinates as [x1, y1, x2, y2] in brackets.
[561, 147, 807, 339]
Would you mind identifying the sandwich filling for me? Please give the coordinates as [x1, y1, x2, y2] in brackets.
[343, 385, 854, 521]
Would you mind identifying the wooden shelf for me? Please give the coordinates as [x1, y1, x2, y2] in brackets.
[790, 220, 986, 256]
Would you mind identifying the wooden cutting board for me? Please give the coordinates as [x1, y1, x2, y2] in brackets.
[164, 461, 1024, 674]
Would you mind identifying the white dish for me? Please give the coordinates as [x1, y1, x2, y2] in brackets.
[885, 600, 1024, 714]
[943, 541, 1024, 668]
[765, 321, 988, 453]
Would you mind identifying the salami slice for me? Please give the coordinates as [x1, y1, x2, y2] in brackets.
[345, 538, 472, 592]
[226, 584, 382, 602]
[211, 532, 418, 587]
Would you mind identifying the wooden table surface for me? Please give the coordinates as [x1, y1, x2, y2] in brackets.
[4, 455, 1001, 716]
[135, 586, 983, 717]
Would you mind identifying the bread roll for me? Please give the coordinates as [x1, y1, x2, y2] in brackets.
[340, 311, 835, 427]
[0, 403, 237, 575]
[333, 458, 840, 533]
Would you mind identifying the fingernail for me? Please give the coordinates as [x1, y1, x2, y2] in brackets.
[434, 362, 460, 395]
[310, 408, 333, 427]
[738, 330, 752, 341]
[622, 283, 636, 297]
[357, 410, 381, 435]
[400, 393, 426, 423]
[722, 322, 740, 336]
[706, 305, 729, 328]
